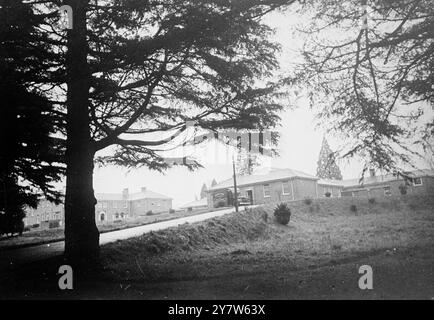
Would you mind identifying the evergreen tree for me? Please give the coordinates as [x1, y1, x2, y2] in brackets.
[0, 0, 64, 235]
[316, 138, 342, 180]
[200, 183, 208, 199]
[294, 0, 434, 172]
[4, 0, 293, 265]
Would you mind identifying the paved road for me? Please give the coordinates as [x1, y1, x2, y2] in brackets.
[0, 207, 239, 270]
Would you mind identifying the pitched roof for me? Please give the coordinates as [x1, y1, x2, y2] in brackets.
[95, 189, 172, 201]
[318, 179, 345, 186]
[208, 168, 317, 191]
[341, 169, 434, 188]
[129, 190, 172, 200]
[179, 197, 208, 209]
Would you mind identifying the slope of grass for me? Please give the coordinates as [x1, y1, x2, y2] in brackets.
[98, 194, 434, 299]
[0, 207, 229, 250]
[103, 207, 269, 264]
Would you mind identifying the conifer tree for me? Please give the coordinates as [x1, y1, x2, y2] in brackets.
[316, 138, 343, 180]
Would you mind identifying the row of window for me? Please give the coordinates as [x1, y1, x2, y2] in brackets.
[262, 181, 292, 198]
[99, 212, 126, 222]
[97, 201, 128, 209]
[25, 211, 62, 225]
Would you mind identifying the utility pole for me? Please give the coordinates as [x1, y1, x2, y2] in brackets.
[232, 156, 239, 213]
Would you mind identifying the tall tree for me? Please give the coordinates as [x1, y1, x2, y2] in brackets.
[293, 0, 434, 174]
[211, 179, 218, 187]
[316, 138, 343, 180]
[11, 0, 295, 265]
[200, 183, 208, 199]
[0, 0, 64, 233]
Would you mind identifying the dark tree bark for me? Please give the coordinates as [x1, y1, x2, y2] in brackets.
[64, 0, 99, 266]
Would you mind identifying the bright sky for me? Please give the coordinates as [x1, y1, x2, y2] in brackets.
[92, 9, 433, 208]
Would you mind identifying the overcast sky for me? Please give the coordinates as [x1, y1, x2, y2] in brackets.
[92, 9, 433, 208]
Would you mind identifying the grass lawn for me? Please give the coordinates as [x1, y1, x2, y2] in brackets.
[1, 194, 433, 299]
[0, 207, 230, 251]
[96, 194, 434, 299]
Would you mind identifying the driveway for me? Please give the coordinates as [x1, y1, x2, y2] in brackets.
[0, 207, 239, 270]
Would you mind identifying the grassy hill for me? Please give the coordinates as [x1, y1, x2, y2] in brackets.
[2, 194, 433, 299]
[93, 194, 434, 299]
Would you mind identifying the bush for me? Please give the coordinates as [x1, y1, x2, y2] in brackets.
[23, 226, 31, 232]
[324, 192, 331, 198]
[187, 207, 193, 212]
[368, 197, 376, 204]
[31, 223, 40, 228]
[146, 210, 153, 216]
[273, 203, 291, 225]
[49, 220, 60, 229]
[169, 209, 175, 214]
[304, 197, 313, 205]
[350, 204, 357, 212]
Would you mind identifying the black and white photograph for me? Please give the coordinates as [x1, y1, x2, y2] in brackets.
[0, 0, 433, 305]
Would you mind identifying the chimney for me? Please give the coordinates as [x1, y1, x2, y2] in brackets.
[122, 188, 129, 200]
[141, 187, 147, 193]
[369, 169, 376, 177]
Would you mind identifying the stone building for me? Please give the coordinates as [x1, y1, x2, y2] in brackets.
[340, 169, 434, 197]
[206, 167, 434, 208]
[24, 187, 172, 227]
[207, 168, 322, 208]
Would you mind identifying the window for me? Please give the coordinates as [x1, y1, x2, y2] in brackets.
[124, 201, 128, 208]
[412, 177, 422, 186]
[100, 212, 105, 222]
[263, 184, 270, 197]
[282, 181, 291, 195]
[384, 186, 391, 196]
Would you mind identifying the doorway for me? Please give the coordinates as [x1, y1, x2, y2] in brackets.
[246, 190, 254, 205]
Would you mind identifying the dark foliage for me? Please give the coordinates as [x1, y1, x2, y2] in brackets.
[273, 203, 291, 225]
[292, 0, 434, 173]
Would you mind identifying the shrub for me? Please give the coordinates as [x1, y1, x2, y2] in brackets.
[187, 207, 193, 212]
[146, 210, 153, 216]
[324, 192, 331, 198]
[23, 227, 31, 233]
[368, 197, 376, 204]
[169, 209, 175, 214]
[350, 204, 357, 212]
[32, 223, 40, 228]
[399, 184, 407, 195]
[273, 203, 291, 225]
[304, 197, 313, 205]
[49, 220, 60, 229]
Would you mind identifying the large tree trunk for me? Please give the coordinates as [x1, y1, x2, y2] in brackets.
[64, 0, 99, 267]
